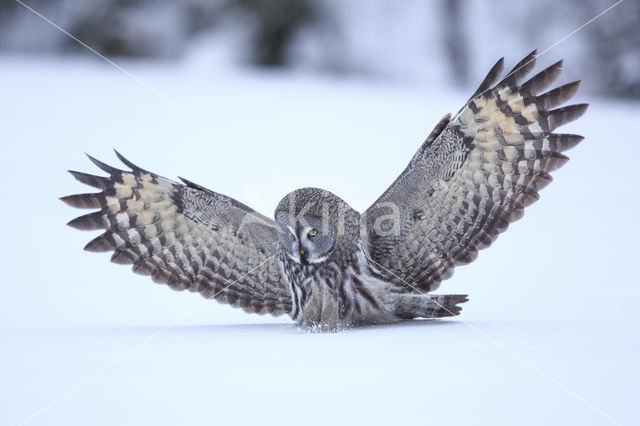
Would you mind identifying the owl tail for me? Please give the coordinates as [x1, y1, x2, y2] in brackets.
[395, 294, 469, 319]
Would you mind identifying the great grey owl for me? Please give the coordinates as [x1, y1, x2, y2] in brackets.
[62, 51, 587, 331]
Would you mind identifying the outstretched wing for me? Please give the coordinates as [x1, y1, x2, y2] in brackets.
[364, 50, 587, 293]
[62, 152, 292, 316]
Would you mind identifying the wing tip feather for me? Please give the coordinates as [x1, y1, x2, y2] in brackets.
[114, 149, 148, 173]
[521, 59, 565, 94]
[60, 193, 102, 209]
[66, 211, 104, 230]
[547, 103, 589, 130]
[68, 170, 108, 189]
[503, 49, 538, 84]
[84, 234, 112, 252]
[86, 153, 123, 175]
[537, 80, 582, 109]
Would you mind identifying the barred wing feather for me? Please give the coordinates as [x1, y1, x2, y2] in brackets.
[61, 152, 292, 316]
[364, 50, 587, 293]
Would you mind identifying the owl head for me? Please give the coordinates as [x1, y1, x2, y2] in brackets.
[274, 188, 359, 265]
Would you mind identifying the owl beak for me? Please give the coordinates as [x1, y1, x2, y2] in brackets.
[299, 247, 308, 264]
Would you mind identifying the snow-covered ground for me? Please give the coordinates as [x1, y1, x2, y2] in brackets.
[1, 55, 639, 425]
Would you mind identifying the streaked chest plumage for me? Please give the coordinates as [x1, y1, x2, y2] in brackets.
[280, 248, 397, 330]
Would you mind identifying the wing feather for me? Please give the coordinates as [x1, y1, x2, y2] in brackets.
[364, 52, 587, 293]
[62, 153, 292, 316]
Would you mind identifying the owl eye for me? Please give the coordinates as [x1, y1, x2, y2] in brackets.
[308, 229, 318, 237]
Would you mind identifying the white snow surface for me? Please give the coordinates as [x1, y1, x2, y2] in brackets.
[1, 55, 639, 425]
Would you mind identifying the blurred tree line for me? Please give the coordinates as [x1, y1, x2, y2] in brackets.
[0, 0, 313, 65]
[0, 0, 638, 98]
